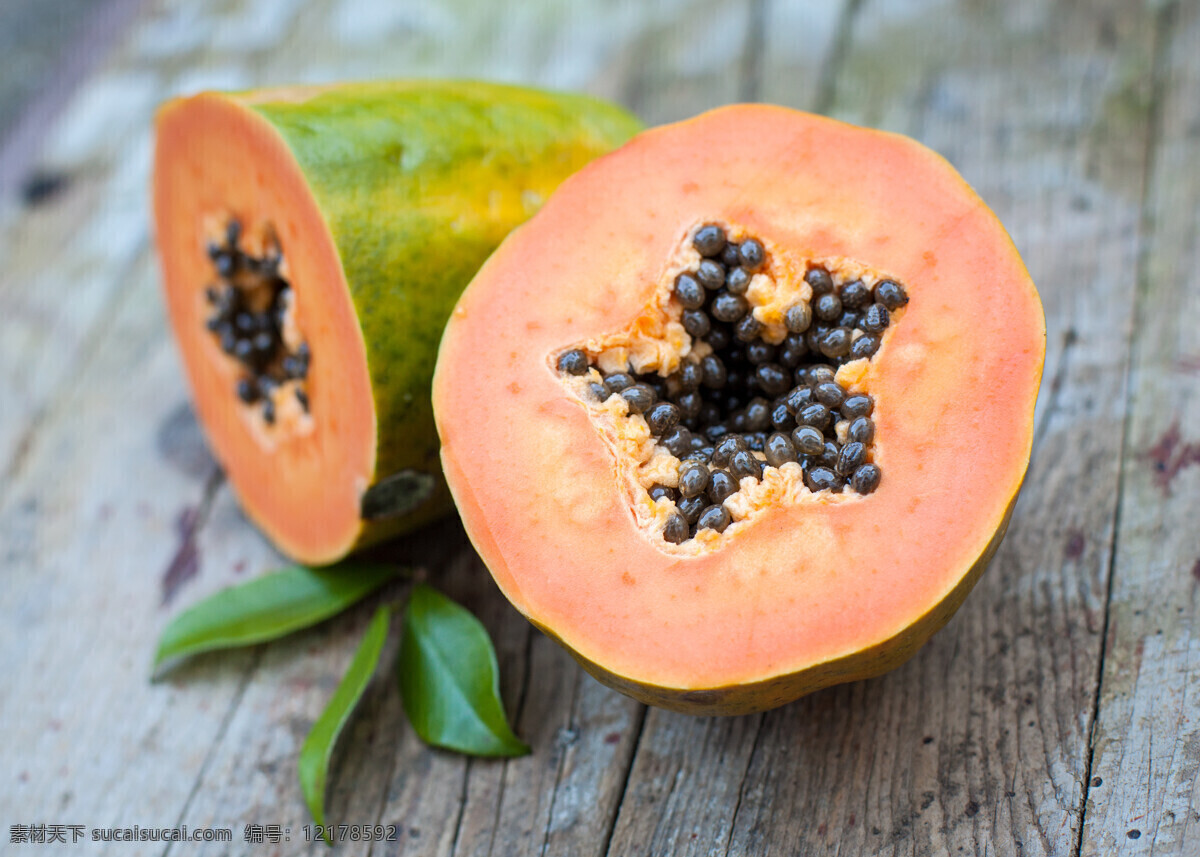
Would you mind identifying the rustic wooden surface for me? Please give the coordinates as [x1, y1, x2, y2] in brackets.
[2, 0, 1197, 855]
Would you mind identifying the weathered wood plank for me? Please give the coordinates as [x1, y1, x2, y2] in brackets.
[0, 160, 151, 485]
[608, 710, 764, 856]
[712, 0, 1157, 855]
[539, 668, 646, 856]
[759, 0, 855, 111]
[0, 0, 147, 204]
[0, 0, 260, 484]
[4, 0, 1191, 855]
[1080, 1, 1200, 853]
[0, 253, 263, 855]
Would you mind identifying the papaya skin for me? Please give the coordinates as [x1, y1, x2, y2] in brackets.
[154, 81, 642, 564]
[434, 104, 1045, 715]
[551, 499, 1016, 716]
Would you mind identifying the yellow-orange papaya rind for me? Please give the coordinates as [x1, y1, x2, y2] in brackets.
[548, 500, 1015, 715]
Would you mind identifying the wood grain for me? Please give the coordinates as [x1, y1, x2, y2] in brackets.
[1079, 1, 1200, 853]
[0, 254, 259, 853]
[1, 0, 1198, 855]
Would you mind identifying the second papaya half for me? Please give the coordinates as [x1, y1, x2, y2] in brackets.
[435, 105, 1045, 715]
[153, 81, 641, 564]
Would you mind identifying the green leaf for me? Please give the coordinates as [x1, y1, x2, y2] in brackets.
[152, 564, 404, 676]
[398, 584, 529, 757]
[298, 604, 391, 840]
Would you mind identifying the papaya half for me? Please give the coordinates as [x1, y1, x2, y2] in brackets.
[433, 105, 1045, 715]
[153, 80, 641, 565]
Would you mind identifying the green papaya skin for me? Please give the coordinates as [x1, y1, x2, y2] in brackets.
[155, 81, 641, 561]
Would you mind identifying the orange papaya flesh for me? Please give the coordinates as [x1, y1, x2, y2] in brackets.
[433, 105, 1045, 715]
[153, 81, 641, 565]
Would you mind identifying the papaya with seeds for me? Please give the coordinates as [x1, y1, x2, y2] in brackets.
[153, 80, 641, 565]
[433, 104, 1045, 715]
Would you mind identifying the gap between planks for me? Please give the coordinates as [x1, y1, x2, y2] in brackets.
[1073, 2, 1182, 854]
[737, 0, 768, 103]
[598, 705, 649, 857]
[813, 0, 866, 116]
[160, 649, 264, 857]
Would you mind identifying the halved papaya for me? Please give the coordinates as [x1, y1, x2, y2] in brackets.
[433, 105, 1045, 715]
[153, 81, 641, 565]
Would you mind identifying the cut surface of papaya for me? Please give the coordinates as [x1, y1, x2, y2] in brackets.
[153, 80, 641, 564]
[433, 104, 1045, 715]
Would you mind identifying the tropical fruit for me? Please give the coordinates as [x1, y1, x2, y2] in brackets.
[434, 105, 1045, 715]
[153, 80, 641, 564]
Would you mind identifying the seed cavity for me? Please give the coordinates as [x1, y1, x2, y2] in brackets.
[203, 218, 311, 428]
[556, 222, 907, 547]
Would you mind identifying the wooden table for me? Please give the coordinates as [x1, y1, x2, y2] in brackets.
[3, 0, 1198, 854]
